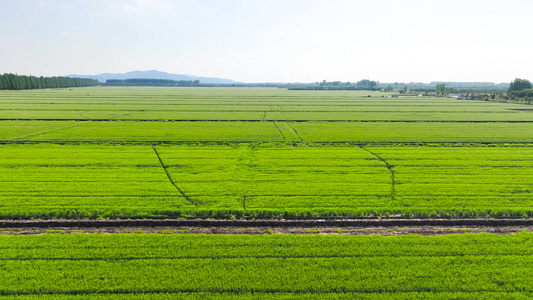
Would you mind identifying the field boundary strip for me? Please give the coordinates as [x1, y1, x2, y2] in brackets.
[5, 119, 533, 123]
[151, 145, 200, 206]
[3, 141, 533, 147]
[3, 219, 533, 228]
[0, 289, 525, 297]
[1, 252, 528, 262]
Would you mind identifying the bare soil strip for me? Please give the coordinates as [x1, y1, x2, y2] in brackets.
[4, 119, 533, 123]
[2, 218, 533, 229]
[1, 225, 532, 236]
[3, 141, 533, 146]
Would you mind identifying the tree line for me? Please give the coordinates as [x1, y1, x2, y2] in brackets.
[453, 79, 533, 104]
[288, 79, 379, 90]
[105, 79, 200, 86]
[503, 78, 533, 103]
[0, 73, 100, 90]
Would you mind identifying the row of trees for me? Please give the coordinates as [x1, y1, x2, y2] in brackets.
[105, 79, 201, 86]
[508, 78, 532, 92]
[0, 73, 100, 90]
[505, 78, 533, 103]
[454, 79, 532, 104]
[289, 79, 379, 90]
[435, 84, 448, 96]
[433, 79, 531, 100]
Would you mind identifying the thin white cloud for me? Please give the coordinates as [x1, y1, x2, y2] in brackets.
[0, 37, 32, 44]
[124, 0, 172, 13]
[38, 1, 75, 10]
[60, 4, 77, 10]
[60, 32, 85, 39]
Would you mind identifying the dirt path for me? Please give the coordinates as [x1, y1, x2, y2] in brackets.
[1, 219, 532, 235]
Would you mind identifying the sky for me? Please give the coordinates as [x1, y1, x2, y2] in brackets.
[1, 0, 532, 83]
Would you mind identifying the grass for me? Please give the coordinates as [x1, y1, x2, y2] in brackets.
[1, 87, 532, 123]
[1, 86, 533, 219]
[2, 87, 533, 298]
[4, 120, 533, 143]
[291, 122, 533, 143]
[0, 233, 531, 298]
[0, 143, 532, 219]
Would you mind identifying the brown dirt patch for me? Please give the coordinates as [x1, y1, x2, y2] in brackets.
[0, 225, 530, 236]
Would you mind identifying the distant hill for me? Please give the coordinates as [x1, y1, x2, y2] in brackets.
[67, 70, 236, 84]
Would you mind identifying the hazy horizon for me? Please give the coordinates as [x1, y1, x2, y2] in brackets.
[66, 69, 513, 84]
[1, 0, 532, 83]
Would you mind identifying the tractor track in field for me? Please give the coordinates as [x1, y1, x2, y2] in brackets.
[360, 147, 396, 201]
[2, 218, 533, 230]
[286, 123, 304, 141]
[272, 122, 286, 140]
[9, 121, 84, 141]
[152, 145, 200, 206]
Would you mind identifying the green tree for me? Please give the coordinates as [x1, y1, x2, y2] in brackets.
[0, 73, 98, 90]
[0, 75, 7, 89]
[357, 79, 378, 90]
[435, 84, 447, 96]
[508, 78, 532, 92]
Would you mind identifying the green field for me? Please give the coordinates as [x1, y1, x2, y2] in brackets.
[2, 87, 533, 298]
[2, 87, 532, 122]
[0, 232, 532, 299]
[1, 144, 533, 219]
[1, 87, 533, 219]
[6, 120, 533, 143]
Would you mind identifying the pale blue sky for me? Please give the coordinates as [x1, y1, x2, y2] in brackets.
[1, 0, 532, 83]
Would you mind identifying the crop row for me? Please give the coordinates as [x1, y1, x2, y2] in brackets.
[3, 110, 532, 122]
[0, 233, 531, 298]
[0, 86, 521, 109]
[0, 144, 532, 218]
[2, 87, 532, 124]
[5, 121, 533, 143]
[2, 103, 523, 111]
[1, 292, 532, 299]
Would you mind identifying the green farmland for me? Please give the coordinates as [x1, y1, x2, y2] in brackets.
[0, 233, 533, 299]
[1, 144, 533, 219]
[2, 87, 533, 299]
[1, 87, 533, 218]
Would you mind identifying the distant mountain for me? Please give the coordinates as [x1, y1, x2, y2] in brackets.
[67, 70, 236, 84]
